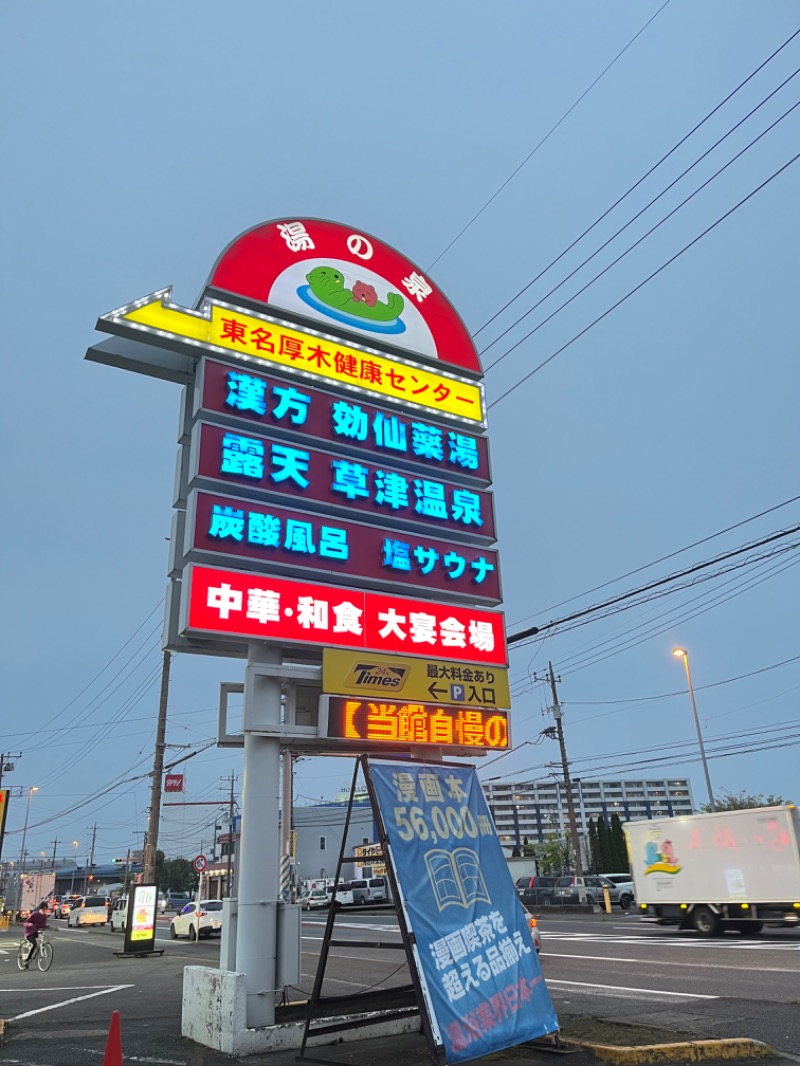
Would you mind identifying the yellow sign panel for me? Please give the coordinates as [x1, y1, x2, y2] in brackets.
[323, 649, 510, 709]
[105, 290, 485, 425]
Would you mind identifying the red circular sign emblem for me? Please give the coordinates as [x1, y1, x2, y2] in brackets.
[203, 217, 482, 376]
[193, 854, 207, 873]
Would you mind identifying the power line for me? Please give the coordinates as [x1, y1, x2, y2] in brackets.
[474, 23, 800, 339]
[487, 147, 800, 409]
[481, 72, 800, 368]
[562, 654, 800, 707]
[506, 494, 800, 629]
[426, 1, 672, 271]
[508, 524, 800, 644]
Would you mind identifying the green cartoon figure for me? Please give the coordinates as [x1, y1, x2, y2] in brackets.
[306, 265, 404, 323]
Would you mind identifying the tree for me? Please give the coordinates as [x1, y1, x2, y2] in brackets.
[699, 790, 791, 813]
[609, 813, 628, 871]
[596, 816, 611, 872]
[162, 858, 194, 893]
[587, 818, 599, 873]
[153, 850, 167, 889]
[534, 833, 574, 875]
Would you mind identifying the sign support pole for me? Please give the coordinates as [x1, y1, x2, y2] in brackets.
[234, 642, 282, 1029]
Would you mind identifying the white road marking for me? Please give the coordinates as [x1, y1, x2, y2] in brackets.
[540, 951, 800, 973]
[0, 985, 118, 992]
[84, 1052, 185, 1064]
[547, 978, 718, 999]
[541, 931, 800, 950]
[10, 983, 134, 1021]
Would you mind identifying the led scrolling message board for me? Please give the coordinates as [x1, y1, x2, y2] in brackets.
[92, 217, 511, 754]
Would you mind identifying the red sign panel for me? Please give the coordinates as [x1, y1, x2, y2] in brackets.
[193, 854, 207, 873]
[183, 564, 508, 666]
[164, 774, 184, 793]
[197, 358, 491, 485]
[204, 218, 481, 375]
[188, 490, 501, 605]
[192, 421, 496, 542]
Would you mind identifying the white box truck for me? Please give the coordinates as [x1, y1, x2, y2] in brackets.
[625, 805, 800, 936]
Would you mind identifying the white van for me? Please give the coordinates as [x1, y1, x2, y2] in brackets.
[110, 896, 129, 932]
[349, 877, 387, 905]
[325, 882, 354, 907]
[67, 895, 109, 927]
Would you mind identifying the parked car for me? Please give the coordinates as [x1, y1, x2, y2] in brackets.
[67, 895, 109, 927]
[297, 888, 328, 911]
[554, 876, 589, 904]
[515, 876, 559, 907]
[170, 899, 223, 939]
[349, 877, 387, 905]
[555, 875, 634, 909]
[166, 891, 191, 912]
[598, 873, 635, 908]
[325, 882, 354, 907]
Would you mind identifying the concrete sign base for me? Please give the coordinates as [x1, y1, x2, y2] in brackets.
[182, 966, 421, 1057]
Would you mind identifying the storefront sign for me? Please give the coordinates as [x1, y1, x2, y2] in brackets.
[164, 774, 184, 793]
[204, 218, 481, 374]
[366, 760, 558, 1062]
[323, 649, 510, 708]
[183, 563, 508, 666]
[123, 882, 158, 955]
[196, 358, 492, 484]
[322, 697, 509, 751]
[103, 292, 484, 424]
[186, 489, 501, 604]
[190, 420, 496, 542]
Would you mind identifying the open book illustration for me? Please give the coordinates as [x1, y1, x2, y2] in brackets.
[425, 848, 491, 910]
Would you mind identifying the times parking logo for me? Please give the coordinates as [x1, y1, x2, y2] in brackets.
[345, 662, 409, 690]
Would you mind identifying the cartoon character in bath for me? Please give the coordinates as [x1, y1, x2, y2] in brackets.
[645, 841, 661, 866]
[660, 840, 677, 865]
[306, 266, 404, 323]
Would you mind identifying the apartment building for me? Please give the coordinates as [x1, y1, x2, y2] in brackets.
[482, 777, 695, 848]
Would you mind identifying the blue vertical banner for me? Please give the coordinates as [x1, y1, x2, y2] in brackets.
[367, 759, 558, 1063]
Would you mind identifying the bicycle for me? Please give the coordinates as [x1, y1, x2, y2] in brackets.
[16, 932, 53, 972]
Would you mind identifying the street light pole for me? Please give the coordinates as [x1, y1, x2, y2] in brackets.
[70, 840, 79, 896]
[18, 787, 39, 868]
[673, 648, 715, 812]
[16, 786, 39, 915]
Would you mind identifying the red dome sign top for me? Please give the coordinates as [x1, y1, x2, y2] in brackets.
[203, 218, 482, 376]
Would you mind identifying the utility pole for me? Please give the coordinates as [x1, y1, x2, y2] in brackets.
[122, 847, 132, 893]
[0, 752, 21, 790]
[143, 650, 172, 884]
[223, 771, 236, 898]
[50, 838, 59, 872]
[547, 662, 583, 878]
[85, 823, 97, 894]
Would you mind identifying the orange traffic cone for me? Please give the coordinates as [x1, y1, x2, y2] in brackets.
[102, 1010, 123, 1066]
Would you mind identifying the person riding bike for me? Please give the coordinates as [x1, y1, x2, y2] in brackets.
[22, 902, 49, 968]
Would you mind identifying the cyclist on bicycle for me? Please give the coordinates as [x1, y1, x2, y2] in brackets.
[22, 902, 48, 968]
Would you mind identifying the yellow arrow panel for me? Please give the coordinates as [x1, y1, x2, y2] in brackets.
[117, 294, 485, 425]
[323, 649, 510, 709]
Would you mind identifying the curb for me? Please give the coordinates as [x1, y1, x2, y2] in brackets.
[561, 1037, 775, 1063]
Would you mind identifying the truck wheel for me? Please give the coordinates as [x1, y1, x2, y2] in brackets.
[692, 907, 721, 936]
